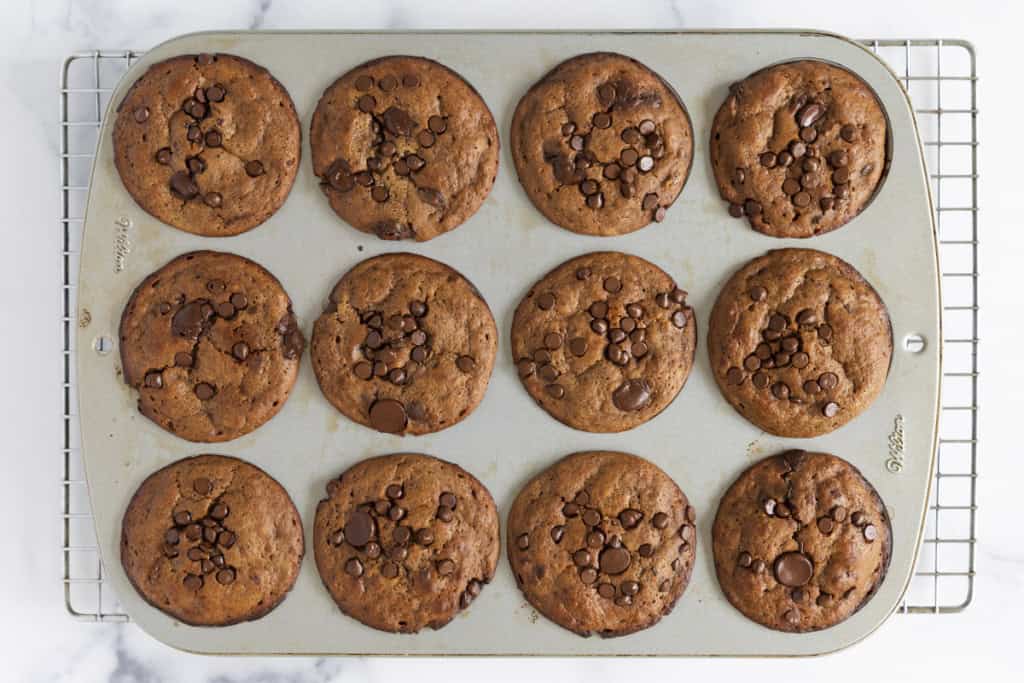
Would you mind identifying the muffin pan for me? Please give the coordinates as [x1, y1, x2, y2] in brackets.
[75, 30, 939, 656]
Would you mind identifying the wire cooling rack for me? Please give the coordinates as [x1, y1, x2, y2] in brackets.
[60, 39, 979, 622]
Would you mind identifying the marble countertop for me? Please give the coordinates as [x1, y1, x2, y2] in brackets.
[1, 0, 1020, 680]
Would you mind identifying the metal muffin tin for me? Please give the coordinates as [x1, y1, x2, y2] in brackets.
[76, 30, 939, 656]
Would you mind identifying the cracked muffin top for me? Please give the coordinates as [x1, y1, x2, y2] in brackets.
[120, 454, 304, 626]
[507, 450, 696, 637]
[118, 251, 304, 442]
[707, 248, 892, 437]
[311, 252, 497, 435]
[313, 453, 499, 633]
[710, 60, 888, 238]
[712, 449, 892, 632]
[510, 251, 696, 432]
[112, 53, 301, 236]
[310, 55, 499, 242]
[511, 52, 693, 236]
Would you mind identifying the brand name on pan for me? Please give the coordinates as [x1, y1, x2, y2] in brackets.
[886, 414, 905, 473]
[114, 217, 131, 273]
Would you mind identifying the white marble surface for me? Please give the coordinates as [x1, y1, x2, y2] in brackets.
[0, 0, 1021, 680]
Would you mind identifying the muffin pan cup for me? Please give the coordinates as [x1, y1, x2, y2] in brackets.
[76, 30, 939, 656]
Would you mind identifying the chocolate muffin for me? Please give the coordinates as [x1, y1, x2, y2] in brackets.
[311, 55, 499, 242]
[113, 53, 300, 236]
[711, 60, 888, 238]
[120, 454, 304, 626]
[119, 251, 304, 442]
[311, 253, 497, 435]
[713, 449, 892, 632]
[707, 248, 891, 437]
[511, 251, 696, 432]
[511, 52, 693, 236]
[313, 453, 500, 633]
[507, 451, 696, 637]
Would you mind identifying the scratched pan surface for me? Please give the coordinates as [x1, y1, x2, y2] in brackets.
[76, 30, 939, 656]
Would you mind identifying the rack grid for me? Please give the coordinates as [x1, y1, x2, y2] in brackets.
[61, 40, 978, 622]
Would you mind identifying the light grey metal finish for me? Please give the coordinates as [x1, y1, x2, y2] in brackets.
[59, 36, 977, 639]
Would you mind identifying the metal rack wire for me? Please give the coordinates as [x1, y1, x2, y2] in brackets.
[60, 40, 979, 622]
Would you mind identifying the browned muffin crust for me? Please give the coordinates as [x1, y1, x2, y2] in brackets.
[311, 55, 499, 242]
[120, 454, 304, 626]
[707, 248, 892, 437]
[511, 52, 693, 236]
[119, 251, 304, 443]
[511, 251, 696, 433]
[313, 453, 499, 633]
[711, 60, 888, 238]
[311, 253, 497, 435]
[113, 53, 300, 236]
[713, 450, 892, 632]
[507, 451, 696, 637]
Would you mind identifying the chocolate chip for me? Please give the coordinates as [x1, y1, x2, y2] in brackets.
[671, 310, 687, 328]
[352, 92, 378, 113]
[194, 383, 215, 400]
[818, 372, 838, 390]
[204, 130, 222, 147]
[345, 558, 364, 578]
[206, 84, 225, 102]
[132, 106, 149, 123]
[618, 509, 643, 529]
[646, 512, 668, 530]
[142, 370, 163, 389]
[536, 292, 556, 310]
[637, 155, 654, 172]
[369, 399, 406, 433]
[771, 382, 790, 400]
[774, 551, 813, 587]
[818, 517, 835, 534]
[169, 171, 199, 200]
[823, 401, 840, 417]
[593, 112, 611, 129]
[582, 508, 601, 526]
[599, 546, 631, 575]
[414, 528, 434, 546]
[193, 477, 212, 495]
[840, 124, 858, 142]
